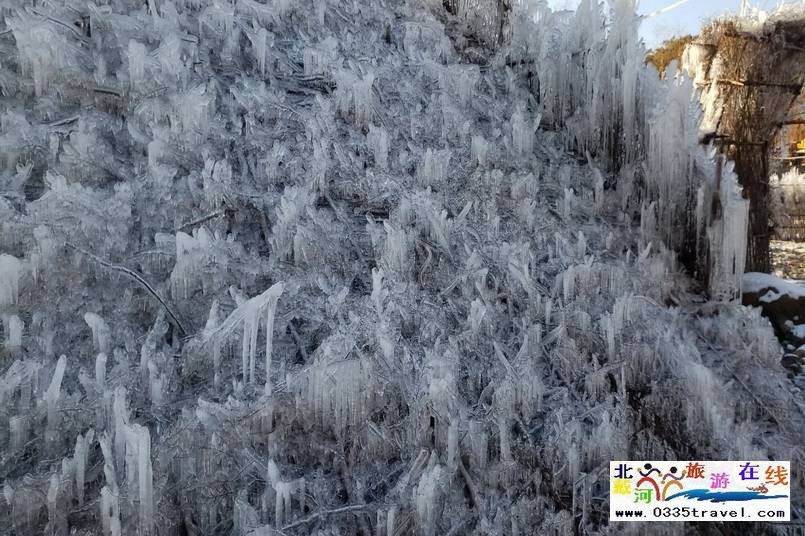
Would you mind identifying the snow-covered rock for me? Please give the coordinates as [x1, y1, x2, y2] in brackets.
[743, 272, 805, 338]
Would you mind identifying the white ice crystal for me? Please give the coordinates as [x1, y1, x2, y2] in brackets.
[95, 353, 108, 391]
[204, 283, 284, 393]
[334, 70, 375, 126]
[415, 460, 443, 536]
[368, 125, 390, 170]
[74, 429, 95, 505]
[4, 314, 22, 348]
[84, 312, 111, 354]
[0, 254, 22, 307]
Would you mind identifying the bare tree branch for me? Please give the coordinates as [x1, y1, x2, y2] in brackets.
[66, 242, 188, 337]
[281, 504, 369, 531]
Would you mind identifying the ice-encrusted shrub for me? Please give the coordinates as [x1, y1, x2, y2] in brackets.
[0, 0, 800, 534]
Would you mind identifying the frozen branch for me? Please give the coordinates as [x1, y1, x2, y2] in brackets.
[281, 504, 369, 531]
[66, 242, 188, 337]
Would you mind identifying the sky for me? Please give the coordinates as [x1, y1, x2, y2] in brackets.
[546, 0, 790, 48]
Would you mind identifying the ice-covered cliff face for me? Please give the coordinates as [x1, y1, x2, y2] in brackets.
[0, 0, 800, 534]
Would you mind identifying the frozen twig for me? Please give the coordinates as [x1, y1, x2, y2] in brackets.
[281, 504, 369, 531]
[66, 242, 187, 337]
[457, 459, 489, 526]
[175, 210, 228, 232]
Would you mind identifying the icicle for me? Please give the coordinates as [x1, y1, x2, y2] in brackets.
[561, 188, 575, 221]
[127, 40, 148, 88]
[274, 481, 288, 527]
[46, 472, 61, 534]
[447, 420, 459, 469]
[84, 312, 111, 354]
[265, 141, 287, 183]
[95, 353, 107, 391]
[414, 461, 443, 536]
[32, 225, 56, 282]
[4, 314, 22, 348]
[44, 355, 67, 414]
[600, 313, 616, 359]
[310, 136, 329, 191]
[0, 254, 22, 306]
[354, 72, 375, 126]
[586, 154, 606, 217]
[468, 299, 486, 334]
[577, 231, 587, 258]
[264, 284, 282, 395]
[419, 148, 451, 187]
[100, 486, 121, 536]
[267, 459, 280, 488]
[297, 478, 305, 517]
[234, 489, 259, 535]
[203, 283, 284, 393]
[471, 135, 489, 167]
[204, 300, 221, 388]
[9, 415, 27, 451]
[171, 231, 200, 299]
[381, 222, 413, 279]
[140, 310, 168, 373]
[368, 125, 389, 170]
[562, 266, 575, 302]
[246, 313, 259, 384]
[3, 481, 13, 507]
[511, 106, 534, 157]
[112, 388, 129, 475]
[43, 355, 67, 455]
[386, 506, 397, 536]
[148, 360, 165, 407]
[371, 268, 387, 317]
[256, 27, 269, 76]
[334, 70, 375, 126]
[132, 424, 154, 535]
[75, 429, 94, 505]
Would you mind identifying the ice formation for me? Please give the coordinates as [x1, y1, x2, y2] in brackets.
[0, 254, 22, 307]
[3, 314, 22, 349]
[368, 124, 390, 170]
[0, 0, 801, 534]
[267, 466, 306, 529]
[84, 312, 111, 355]
[204, 282, 284, 393]
[74, 429, 95, 505]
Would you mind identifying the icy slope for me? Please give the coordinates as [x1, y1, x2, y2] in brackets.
[0, 0, 800, 535]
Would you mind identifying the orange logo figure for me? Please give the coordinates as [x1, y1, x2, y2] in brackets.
[661, 466, 684, 499]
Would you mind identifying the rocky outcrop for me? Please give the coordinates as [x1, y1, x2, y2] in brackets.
[743, 272, 805, 372]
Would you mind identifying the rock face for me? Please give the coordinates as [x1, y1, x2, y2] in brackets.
[743, 272, 805, 362]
